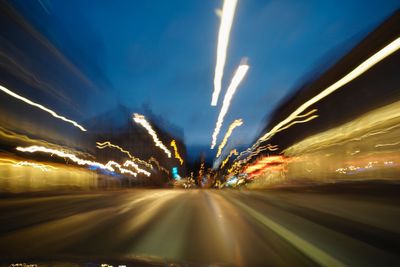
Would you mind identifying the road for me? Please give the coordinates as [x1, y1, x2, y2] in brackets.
[1, 188, 400, 266]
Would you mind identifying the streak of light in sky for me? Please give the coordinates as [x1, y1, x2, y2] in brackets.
[211, 63, 249, 149]
[211, 0, 238, 106]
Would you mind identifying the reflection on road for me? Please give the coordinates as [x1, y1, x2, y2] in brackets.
[1, 188, 400, 266]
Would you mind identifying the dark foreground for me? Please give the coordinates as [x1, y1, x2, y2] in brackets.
[1, 186, 400, 266]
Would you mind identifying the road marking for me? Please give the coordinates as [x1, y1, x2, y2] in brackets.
[231, 198, 346, 267]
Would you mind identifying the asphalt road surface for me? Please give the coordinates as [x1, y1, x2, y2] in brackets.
[1, 187, 400, 266]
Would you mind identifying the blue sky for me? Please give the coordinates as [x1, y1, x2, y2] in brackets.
[12, 0, 400, 158]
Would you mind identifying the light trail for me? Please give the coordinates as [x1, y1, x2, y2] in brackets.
[133, 113, 172, 158]
[211, 0, 238, 106]
[15, 161, 57, 171]
[105, 161, 137, 177]
[235, 113, 316, 164]
[236, 144, 280, 166]
[0, 84, 86, 131]
[294, 109, 318, 119]
[216, 119, 243, 157]
[234, 37, 400, 165]
[16, 145, 114, 171]
[235, 141, 280, 164]
[283, 101, 400, 156]
[254, 37, 400, 146]
[0, 126, 94, 159]
[123, 160, 151, 176]
[149, 157, 170, 175]
[250, 144, 279, 155]
[16, 146, 138, 177]
[211, 64, 249, 149]
[0, 158, 18, 166]
[0, 158, 56, 172]
[375, 141, 400, 148]
[221, 149, 238, 168]
[96, 141, 153, 169]
[170, 139, 184, 165]
[274, 115, 319, 134]
[96, 141, 132, 156]
[227, 161, 240, 174]
[244, 155, 286, 176]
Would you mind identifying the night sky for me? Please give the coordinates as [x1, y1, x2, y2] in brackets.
[10, 0, 400, 159]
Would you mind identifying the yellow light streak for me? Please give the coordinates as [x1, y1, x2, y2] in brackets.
[211, 64, 249, 148]
[275, 115, 319, 134]
[375, 141, 400, 148]
[294, 109, 318, 119]
[211, 0, 238, 106]
[15, 161, 57, 172]
[216, 119, 243, 157]
[221, 149, 238, 168]
[96, 141, 132, 156]
[251, 144, 279, 155]
[237, 114, 317, 164]
[235, 143, 280, 164]
[170, 139, 184, 165]
[255, 37, 400, 145]
[133, 113, 172, 158]
[283, 100, 400, 156]
[238, 144, 279, 165]
[227, 161, 240, 174]
[0, 158, 18, 166]
[0, 84, 86, 131]
[96, 141, 152, 169]
[0, 158, 50, 170]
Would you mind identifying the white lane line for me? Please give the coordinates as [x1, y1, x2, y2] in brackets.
[231, 198, 346, 267]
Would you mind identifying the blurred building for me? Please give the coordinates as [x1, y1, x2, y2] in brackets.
[258, 10, 400, 155]
[85, 104, 187, 186]
[244, 11, 400, 187]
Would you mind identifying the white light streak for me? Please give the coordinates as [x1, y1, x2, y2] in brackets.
[16, 145, 114, 171]
[16, 146, 137, 177]
[123, 160, 151, 176]
[133, 113, 172, 158]
[211, 64, 249, 149]
[105, 161, 137, 177]
[211, 0, 238, 106]
[0, 84, 86, 131]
